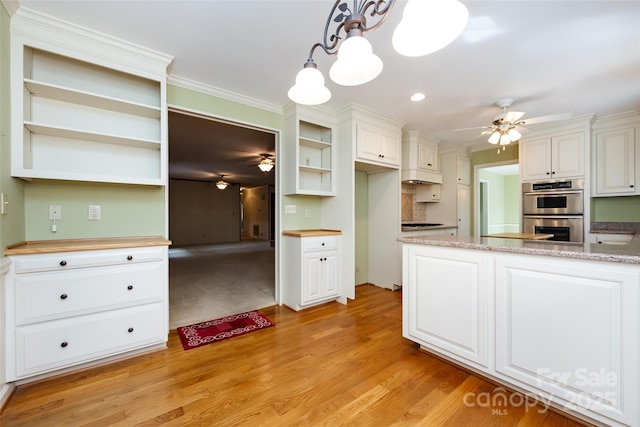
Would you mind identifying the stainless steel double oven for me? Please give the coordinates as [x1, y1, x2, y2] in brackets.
[522, 179, 584, 242]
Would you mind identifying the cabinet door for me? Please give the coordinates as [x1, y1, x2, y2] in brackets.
[456, 156, 470, 185]
[378, 131, 401, 167]
[403, 244, 489, 368]
[457, 184, 470, 237]
[418, 143, 438, 171]
[520, 138, 552, 181]
[356, 124, 381, 162]
[495, 256, 640, 426]
[322, 250, 340, 298]
[552, 132, 585, 179]
[301, 252, 323, 305]
[415, 184, 441, 202]
[594, 127, 636, 195]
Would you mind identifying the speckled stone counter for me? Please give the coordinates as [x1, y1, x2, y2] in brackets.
[399, 232, 640, 264]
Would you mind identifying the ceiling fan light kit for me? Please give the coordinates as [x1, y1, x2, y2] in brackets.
[216, 175, 229, 190]
[288, 0, 469, 105]
[258, 155, 275, 173]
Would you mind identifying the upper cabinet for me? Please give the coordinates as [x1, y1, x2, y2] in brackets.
[401, 131, 443, 184]
[592, 112, 640, 197]
[283, 103, 336, 196]
[356, 122, 401, 168]
[456, 155, 471, 185]
[520, 132, 585, 182]
[10, 11, 173, 186]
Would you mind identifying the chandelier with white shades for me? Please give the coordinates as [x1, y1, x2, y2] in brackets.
[288, 0, 469, 106]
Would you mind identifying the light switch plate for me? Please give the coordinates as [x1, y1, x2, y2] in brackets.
[0, 193, 7, 215]
[285, 205, 297, 214]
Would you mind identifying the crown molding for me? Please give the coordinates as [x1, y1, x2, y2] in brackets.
[1, 0, 19, 17]
[10, 7, 173, 79]
[168, 75, 283, 115]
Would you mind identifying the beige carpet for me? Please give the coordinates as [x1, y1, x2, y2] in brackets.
[168, 240, 276, 329]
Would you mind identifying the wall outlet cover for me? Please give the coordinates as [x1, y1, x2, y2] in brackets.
[88, 205, 101, 220]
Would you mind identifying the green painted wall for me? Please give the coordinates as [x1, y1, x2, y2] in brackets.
[592, 196, 640, 222]
[354, 170, 368, 285]
[505, 174, 520, 224]
[1, 5, 27, 252]
[281, 195, 322, 230]
[25, 181, 165, 240]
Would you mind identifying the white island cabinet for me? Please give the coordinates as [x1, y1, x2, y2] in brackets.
[4, 238, 171, 382]
[402, 238, 640, 427]
[281, 230, 342, 311]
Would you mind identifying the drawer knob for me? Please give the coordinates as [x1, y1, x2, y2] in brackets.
[60, 341, 68, 348]
[128, 327, 134, 333]
[127, 285, 134, 290]
[59, 260, 67, 266]
[631, 184, 635, 188]
[60, 294, 68, 300]
[321, 242, 325, 246]
[127, 255, 133, 261]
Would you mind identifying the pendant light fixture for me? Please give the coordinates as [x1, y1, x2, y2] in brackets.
[288, 0, 469, 106]
[216, 175, 229, 190]
[258, 155, 275, 173]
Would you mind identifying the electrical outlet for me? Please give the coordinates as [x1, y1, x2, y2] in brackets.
[88, 205, 101, 220]
[48, 205, 62, 220]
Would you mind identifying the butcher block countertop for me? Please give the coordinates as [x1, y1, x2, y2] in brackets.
[481, 233, 554, 240]
[5, 236, 172, 255]
[282, 229, 342, 237]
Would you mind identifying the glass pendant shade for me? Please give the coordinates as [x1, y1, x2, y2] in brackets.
[392, 0, 469, 57]
[287, 65, 331, 105]
[216, 179, 228, 190]
[507, 128, 522, 141]
[499, 133, 511, 145]
[258, 158, 274, 172]
[329, 35, 383, 86]
[488, 131, 500, 144]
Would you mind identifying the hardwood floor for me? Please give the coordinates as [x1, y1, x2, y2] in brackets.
[0, 285, 584, 426]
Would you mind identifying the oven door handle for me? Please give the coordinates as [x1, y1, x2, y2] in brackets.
[522, 215, 584, 219]
[523, 191, 583, 196]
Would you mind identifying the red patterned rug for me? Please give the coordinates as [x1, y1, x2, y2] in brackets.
[177, 310, 275, 350]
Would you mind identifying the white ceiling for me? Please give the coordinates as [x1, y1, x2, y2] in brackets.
[8, 0, 640, 186]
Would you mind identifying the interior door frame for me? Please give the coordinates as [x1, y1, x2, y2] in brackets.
[473, 159, 520, 239]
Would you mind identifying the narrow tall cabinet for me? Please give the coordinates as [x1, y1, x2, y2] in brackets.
[10, 10, 173, 186]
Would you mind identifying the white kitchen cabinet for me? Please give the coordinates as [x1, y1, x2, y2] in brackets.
[282, 233, 341, 310]
[520, 132, 585, 181]
[10, 24, 172, 186]
[356, 122, 401, 168]
[415, 183, 441, 202]
[426, 148, 471, 237]
[283, 104, 335, 196]
[403, 244, 490, 369]
[495, 255, 640, 427]
[5, 244, 169, 381]
[592, 112, 640, 197]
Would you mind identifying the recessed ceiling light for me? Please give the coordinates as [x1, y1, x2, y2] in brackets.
[410, 92, 426, 102]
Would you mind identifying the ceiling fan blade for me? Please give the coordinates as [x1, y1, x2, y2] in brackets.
[504, 111, 525, 123]
[454, 125, 495, 131]
[522, 112, 572, 125]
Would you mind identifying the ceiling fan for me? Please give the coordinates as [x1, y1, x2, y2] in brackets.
[257, 153, 275, 172]
[457, 98, 572, 150]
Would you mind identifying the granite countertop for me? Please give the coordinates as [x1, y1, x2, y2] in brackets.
[401, 223, 458, 232]
[399, 226, 640, 265]
[5, 236, 172, 255]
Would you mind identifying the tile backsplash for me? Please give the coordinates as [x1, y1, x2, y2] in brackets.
[401, 184, 427, 222]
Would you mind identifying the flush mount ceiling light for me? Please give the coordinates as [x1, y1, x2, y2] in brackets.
[410, 92, 426, 102]
[258, 154, 275, 173]
[288, 0, 469, 106]
[216, 175, 229, 190]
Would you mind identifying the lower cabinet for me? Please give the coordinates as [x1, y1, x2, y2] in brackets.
[5, 244, 169, 381]
[402, 243, 640, 427]
[282, 234, 341, 310]
[403, 244, 489, 369]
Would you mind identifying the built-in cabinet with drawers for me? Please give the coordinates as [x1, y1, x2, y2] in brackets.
[592, 111, 640, 197]
[281, 231, 341, 311]
[4, 240, 170, 381]
[10, 17, 173, 186]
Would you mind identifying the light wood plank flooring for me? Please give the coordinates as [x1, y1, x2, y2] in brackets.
[0, 285, 584, 426]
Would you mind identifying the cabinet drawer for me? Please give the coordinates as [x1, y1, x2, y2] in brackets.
[11, 246, 166, 274]
[15, 262, 166, 325]
[302, 236, 338, 252]
[14, 303, 166, 379]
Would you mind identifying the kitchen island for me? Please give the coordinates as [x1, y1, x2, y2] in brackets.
[399, 233, 639, 427]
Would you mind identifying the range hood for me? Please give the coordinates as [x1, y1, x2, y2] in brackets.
[401, 169, 443, 184]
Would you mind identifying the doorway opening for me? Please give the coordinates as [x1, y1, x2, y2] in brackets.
[167, 108, 278, 328]
[474, 161, 520, 238]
